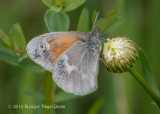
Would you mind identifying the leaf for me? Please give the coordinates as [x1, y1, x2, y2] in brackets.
[9, 23, 26, 53]
[19, 58, 45, 72]
[0, 28, 12, 47]
[98, 11, 123, 34]
[0, 46, 45, 72]
[62, 0, 86, 12]
[45, 9, 70, 32]
[0, 46, 20, 66]
[91, 10, 98, 25]
[139, 48, 160, 96]
[87, 98, 103, 114]
[53, 91, 78, 103]
[151, 102, 160, 113]
[41, 0, 55, 8]
[77, 7, 89, 32]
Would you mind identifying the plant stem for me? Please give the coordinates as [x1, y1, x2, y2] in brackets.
[44, 71, 53, 114]
[128, 67, 160, 108]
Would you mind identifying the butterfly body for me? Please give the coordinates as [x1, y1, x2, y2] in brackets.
[86, 29, 101, 56]
[26, 29, 101, 95]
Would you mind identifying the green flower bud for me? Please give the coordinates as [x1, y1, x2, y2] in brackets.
[102, 36, 138, 73]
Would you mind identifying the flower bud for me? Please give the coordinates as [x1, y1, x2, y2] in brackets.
[102, 36, 138, 73]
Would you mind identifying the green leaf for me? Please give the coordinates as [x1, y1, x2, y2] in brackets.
[151, 102, 160, 113]
[41, 0, 55, 8]
[0, 46, 20, 66]
[53, 91, 78, 103]
[87, 98, 103, 114]
[0, 28, 12, 47]
[45, 9, 70, 32]
[0, 46, 45, 72]
[139, 48, 160, 96]
[9, 23, 26, 53]
[91, 10, 98, 25]
[77, 7, 89, 32]
[19, 58, 45, 72]
[62, 0, 86, 12]
[98, 11, 123, 34]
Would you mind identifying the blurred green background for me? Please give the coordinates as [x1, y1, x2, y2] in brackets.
[0, 0, 160, 114]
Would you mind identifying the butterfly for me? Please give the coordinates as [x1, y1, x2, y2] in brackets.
[26, 15, 102, 96]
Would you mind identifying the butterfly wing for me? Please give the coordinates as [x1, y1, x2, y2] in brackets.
[26, 32, 86, 72]
[53, 40, 99, 95]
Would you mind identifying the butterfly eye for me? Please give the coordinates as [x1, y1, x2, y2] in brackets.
[40, 45, 43, 48]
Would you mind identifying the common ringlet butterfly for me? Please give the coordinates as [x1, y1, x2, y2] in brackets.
[26, 14, 102, 95]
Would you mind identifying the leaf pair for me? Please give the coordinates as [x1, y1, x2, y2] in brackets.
[0, 23, 45, 72]
[0, 23, 26, 54]
[42, 0, 86, 12]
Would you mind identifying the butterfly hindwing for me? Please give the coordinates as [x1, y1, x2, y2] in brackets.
[53, 40, 99, 95]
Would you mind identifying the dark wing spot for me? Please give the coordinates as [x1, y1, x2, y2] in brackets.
[43, 50, 47, 53]
[34, 53, 41, 59]
[34, 49, 41, 59]
[40, 45, 43, 48]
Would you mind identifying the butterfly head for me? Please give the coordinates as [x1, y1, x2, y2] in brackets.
[88, 29, 101, 39]
[87, 29, 102, 56]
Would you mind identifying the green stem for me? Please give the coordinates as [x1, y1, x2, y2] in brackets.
[44, 71, 53, 114]
[128, 67, 160, 108]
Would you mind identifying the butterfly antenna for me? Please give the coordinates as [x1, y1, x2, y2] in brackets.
[92, 11, 104, 31]
[100, 37, 107, 42]
[92, 11, 100, 30]
[95, 18, 104, 27]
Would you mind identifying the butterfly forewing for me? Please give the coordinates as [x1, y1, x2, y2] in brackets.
[26, 32, 86, 72]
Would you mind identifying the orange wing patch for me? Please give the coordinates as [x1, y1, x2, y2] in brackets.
[47, 35, 78, 62]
